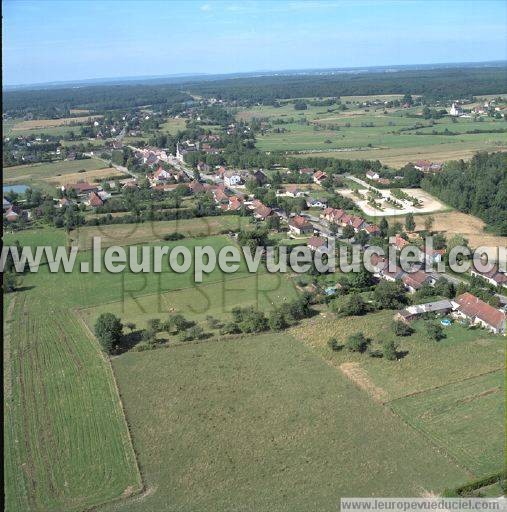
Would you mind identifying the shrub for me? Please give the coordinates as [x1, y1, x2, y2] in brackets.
[345, 332, 369, 353]
[147, 318, 162, 332]
[219, 322, 240, 335]
[163, 232, 185, 241]
[426, 321, 445, 341]
[268, 311, 288, 331]
[327, 337, 343, 351]
[392, 320, 414, 336]
[383, 339, 398, 360]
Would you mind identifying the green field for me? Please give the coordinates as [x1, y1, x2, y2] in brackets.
[5, 293, 141, 512]
[391, 371, 504, 475]
[235, 101, 507, 167]
[99, 333, 469, 512]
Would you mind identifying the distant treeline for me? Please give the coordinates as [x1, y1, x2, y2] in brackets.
[4, 66, 507, 117]
[3, 85, 192, 118]
[421, 152, 507, 235]
[183, 67, 507, 104]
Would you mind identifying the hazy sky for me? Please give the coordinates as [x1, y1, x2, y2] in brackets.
[3, 0, 507, 85]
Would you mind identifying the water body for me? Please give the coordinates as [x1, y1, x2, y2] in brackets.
[3, 184, 29, 194]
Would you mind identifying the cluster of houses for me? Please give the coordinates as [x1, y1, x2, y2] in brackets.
[413, 160, 443, 173]
[395, 292, 506, 335]
[3, 197, 27, 223]
[60, 182, 112, 208]
[320, 207, 381, 236]
[449, 100, 506, 119]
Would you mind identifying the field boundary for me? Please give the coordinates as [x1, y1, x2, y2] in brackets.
[386, 367, 505, 405]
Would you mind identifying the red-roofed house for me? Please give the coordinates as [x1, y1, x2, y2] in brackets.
[392, 234, 409, 251]
[254, 203, 273, 220]
[402, 270, 433, 293]
[228, 196, 244, 211]
[288, 215, 313, 236]
[87, 191, 104, 208]
[62, 182, 98, 196]
[307, 236, 326, 251]
[453, 292, 506, 335]
[313, 170, 328, 185]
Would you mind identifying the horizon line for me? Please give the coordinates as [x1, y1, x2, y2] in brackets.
[4, 58, 507, 91]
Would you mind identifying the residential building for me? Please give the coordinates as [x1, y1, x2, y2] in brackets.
[288, 215, 314, 236]
[453, 293, 506, 335]
[470, 266, 507, 288]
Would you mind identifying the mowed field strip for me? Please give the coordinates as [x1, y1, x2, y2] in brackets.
[4, 293, 141, 512]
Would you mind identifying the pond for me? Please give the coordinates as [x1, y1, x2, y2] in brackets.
[3, 184, 29, 195]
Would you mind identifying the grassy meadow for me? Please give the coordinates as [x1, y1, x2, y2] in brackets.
[100, 333, 469, 512]
[290, 310, 505, 401]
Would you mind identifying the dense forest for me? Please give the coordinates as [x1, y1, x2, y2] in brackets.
[4, 65, 506, 117]
[421, 152, 507, 235]
[183, 66, 507, 104]
[3, 85, 192, 117]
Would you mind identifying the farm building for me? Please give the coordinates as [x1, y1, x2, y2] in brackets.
[395, 299, 454, 322]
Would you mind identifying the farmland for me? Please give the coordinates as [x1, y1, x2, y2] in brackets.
[99, 333, 469, 512]
[236, 100, 507, 166]
[4, 291, 141, 512]
[391, 371, 504, 476]
[3, 158, 111, 189]
[9, 115, 103, 132]
[72, 215, 251, 250]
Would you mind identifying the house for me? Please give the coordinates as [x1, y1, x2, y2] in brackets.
[313, 170, 328, 185]
[62, 182, 98, 196]
[364, 223, 381, 236]
[349, 215, 366, 232]
[253, 170, 268, 186]
[299, 167, 314, 175]
[392, 234, 409, 251]
[3, 197, 12, 211]
[402, 270, 434, 293]
[470, 265, 507, 288]
[321, 207, 345, 224]
[421, 247, 445, 266]
[224, 170, 243, 187]
[253, 203, 273, 220]
[228, 196, 244, 211]
[395, 299, 454, 323]
[87, 192, 104, 208]
[366, 170, 380, 181]
[306, 198, 327, 209]
[212, 187, 229, 205]
[188, 180, 205, 194]
[122, 179, 139, 190]
[4, 207, 20, 222]
[288, 215, 314, 236]
[453, 292, 506, 335]
[197, 161, 211, 173]
[377, 178, 392, 185]
[58, 197, 72, 208]
[307, 236, 327, 251]
[152, 167, 173, 182]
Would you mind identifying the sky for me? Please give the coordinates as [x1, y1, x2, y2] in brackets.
[3, 0, 507, 86]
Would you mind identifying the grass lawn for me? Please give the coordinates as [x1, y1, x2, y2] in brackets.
[72, 215, 252, 250]
[160, 117, 186, 134]
[290, 310, 505, 401]
[100, 333, 469, 512]
[391, 371, 504, 476]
